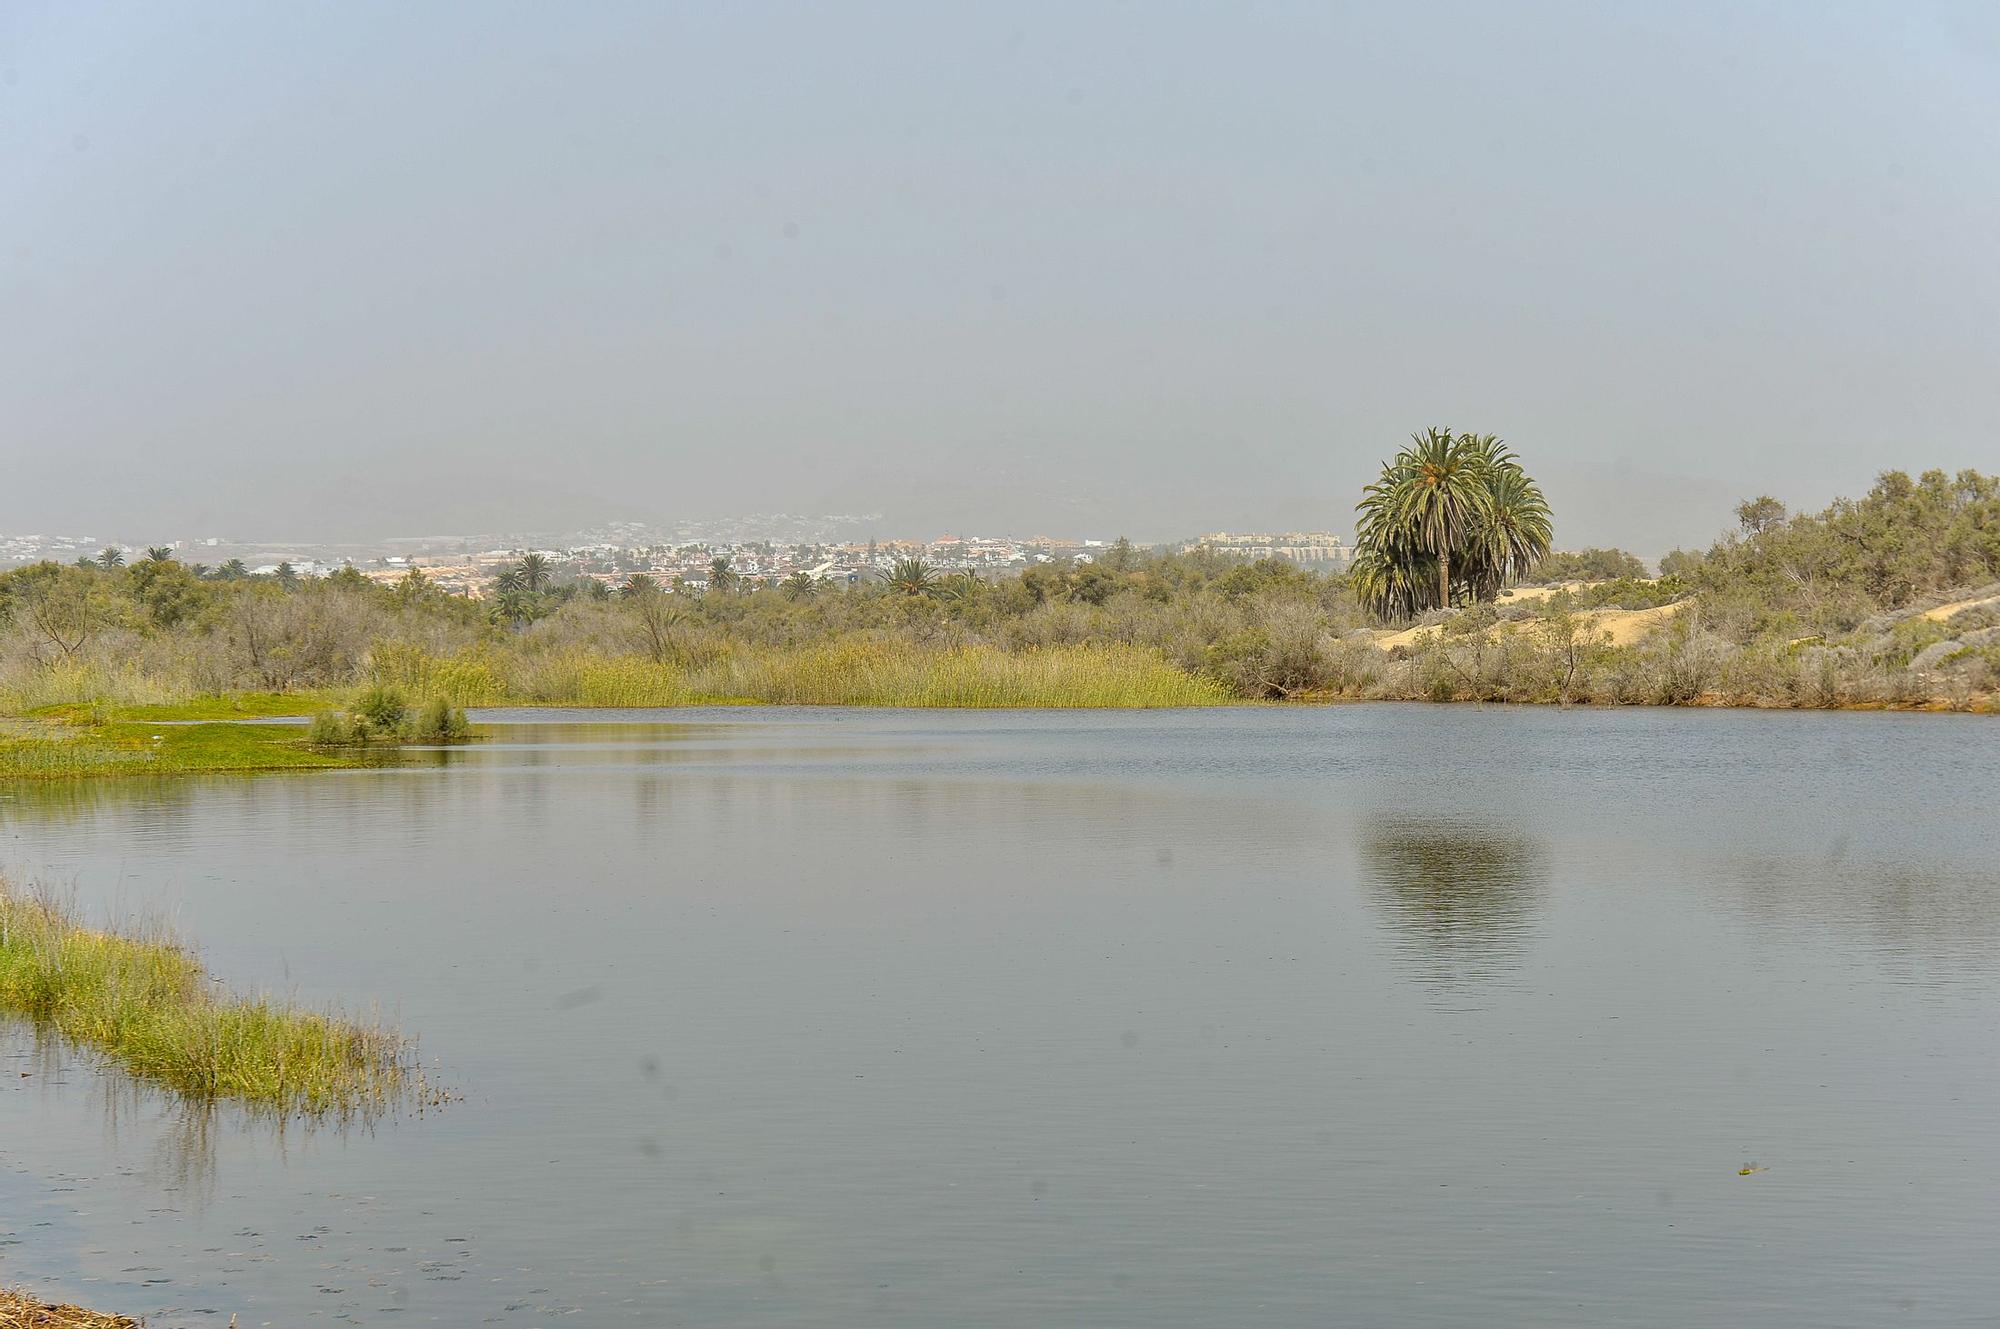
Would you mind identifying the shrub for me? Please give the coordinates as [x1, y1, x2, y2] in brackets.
[354, 684, 408, 732]
[307, 710, 361, 745]
[402, 697, 470, 742]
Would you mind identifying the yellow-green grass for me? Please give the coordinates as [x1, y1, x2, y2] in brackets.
[6, 641, 1231, 736]
[0, 721, 382, 780]
[503, 651, 699, 707]
[0, 660, 191, 716]
[697, 641, 1230, 707]
[371, 640, 1231, 708]
[27, 689, 340, 724]
[0, 883, 422, 1118]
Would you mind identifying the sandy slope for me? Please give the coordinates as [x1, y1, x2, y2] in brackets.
[1921, 592, 2000, 622]
[1374, 598, 1690, 651]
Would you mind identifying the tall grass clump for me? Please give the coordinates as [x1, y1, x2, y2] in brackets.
[699, 641, 1230, 707]
[307, 709, 361, 745]
[506, 651, 698, 706]
[366, 641, 505, 706]
[0, 658, 189, 715]
[404, 696, 471, 741]
[308, 696, 470, 745]
[0, 881, 425, 1118]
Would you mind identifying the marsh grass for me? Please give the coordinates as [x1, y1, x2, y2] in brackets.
[0, 882, 425, 1119]
[49, 691, 339, 723]
[506, 652, 698, 706]
[367, 639, 1226, 708]
[306, 694, 472, 746]
[0, 660, 188, 716]
[0, 722, 375, 780]
[696, 641, 1230, 707]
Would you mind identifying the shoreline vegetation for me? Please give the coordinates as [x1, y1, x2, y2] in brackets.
[0, 468, 1995, 762]
[0, 1288, 138, 1328]
[0, 880, 428, 1119]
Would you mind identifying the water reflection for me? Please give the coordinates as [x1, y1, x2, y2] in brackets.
[1718, 853, 2000, 989]
[1359, 813, 1549, 997]
[4, 1018, 384, 1218]
[7, 708, 2000, 1326]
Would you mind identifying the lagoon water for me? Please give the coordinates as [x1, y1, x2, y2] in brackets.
[3, 706, 1999, 1327]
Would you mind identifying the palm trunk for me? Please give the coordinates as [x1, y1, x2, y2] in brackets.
[1437, 549, 1450, 610]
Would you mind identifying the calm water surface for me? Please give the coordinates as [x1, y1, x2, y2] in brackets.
[3, 706, 1998, 1326]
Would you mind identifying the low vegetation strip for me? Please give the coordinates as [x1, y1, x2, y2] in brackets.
[0, 883, 422, 1118]
[678, 642, 1228, 708]
[0, 720, 380, 781]
[0, 1288, 138, 1328]
[1, 467, 1997, 716]
[357, 640, 1230, 708]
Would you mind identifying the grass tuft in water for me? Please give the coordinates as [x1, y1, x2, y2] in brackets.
[0, 882, 431, 1119]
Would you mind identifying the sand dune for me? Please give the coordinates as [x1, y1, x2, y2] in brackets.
[1374, 598, 1690, 651]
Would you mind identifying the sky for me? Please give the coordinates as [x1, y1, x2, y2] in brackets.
[3, 1, 1997, 554]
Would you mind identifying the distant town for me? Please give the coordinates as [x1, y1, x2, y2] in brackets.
[0, 518, 1356, 595]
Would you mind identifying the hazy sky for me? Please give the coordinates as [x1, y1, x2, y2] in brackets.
[5, 1, 1997, 553]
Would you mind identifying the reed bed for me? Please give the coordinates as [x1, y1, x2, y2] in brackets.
[364, 641, 507, 706]
[0, 660, 190, 716]
[697, 641, 1229, 707]
[506, 652, 698, 706]
[0, 882, 422, 1118]
[0, 1289, 138, 1328]
[365, 639, 1227, 708]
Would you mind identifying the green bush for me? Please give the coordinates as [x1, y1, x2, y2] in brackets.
[402, 697, 470, 742]
[354, 684, 408, 733]
[307, 710, 361, 745]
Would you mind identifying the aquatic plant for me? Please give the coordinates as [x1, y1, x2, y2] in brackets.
[0, 722, 373, 780]
[696, 640, 1227, 708]
[0, 882, 429, 1118]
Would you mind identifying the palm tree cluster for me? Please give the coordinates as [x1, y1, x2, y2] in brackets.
[490, 553, 554, 625]
[1352, 428, 1553, 620]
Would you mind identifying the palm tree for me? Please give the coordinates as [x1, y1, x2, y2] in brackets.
[144, 546, 175, 564]
[1390, 427, 1493, 613]
[887, 557, 937, 597]
[707, 556, 736, 594]
[491, 586, 536, 628]
[781, 572, 818, 601]
[1466, 454, 1553, 597]
[492, 565, 525, 595]
[518, 553, 551, 594]
[1352, 429, 1551, 620]
[217, 558, 248, 581]
[1349, 545, 1431, 622]
[620, 573, 658, 598]
[97, 547, 125, 569]
[941, 570, 983, 603]
[276, 560, 299, 590]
